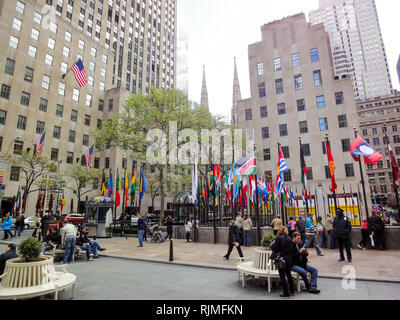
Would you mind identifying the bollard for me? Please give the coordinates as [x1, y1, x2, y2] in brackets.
[169, 240, 173, 262]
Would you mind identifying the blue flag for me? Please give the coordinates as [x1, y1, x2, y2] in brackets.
[139, 170, 147, 206]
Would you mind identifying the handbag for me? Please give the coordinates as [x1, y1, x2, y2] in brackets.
[270, 252, 286, 269]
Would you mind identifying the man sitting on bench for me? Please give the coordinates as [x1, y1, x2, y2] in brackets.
[77, 227, 106, 261]
[41, 228, 62, 255]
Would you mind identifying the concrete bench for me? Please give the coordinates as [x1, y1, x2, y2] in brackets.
[44, 247, 87, 261]
[0, 266, 76, 300]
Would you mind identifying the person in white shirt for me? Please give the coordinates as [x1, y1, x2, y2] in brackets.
[61, 221, 77, 264]
[185, 219, 192, 242]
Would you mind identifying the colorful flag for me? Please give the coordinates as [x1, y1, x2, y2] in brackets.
[232, 162, 241, 201]
[108, 170, 113, 198]
[115, 170, 120, 207]
[36, 131, 46, 156]
[71, 58, 88, 87]
[192, 159, 198, 204]
[130, 171, 136, 200]
[257, 177, 266, 194]
[242, 176, 249, 207]
[300, 142, 309, 198]
[101, 170, 106, 196]
[326, 140, 338, 193]
[350, 135, 383, 165]
[85, 144, 94, 169]
[235, 152, 257, 176]
[124, 169, 129, 208]
[139, 169, 147, 206]
[386, 133, 400, 190]
[276, 148, 288, 195]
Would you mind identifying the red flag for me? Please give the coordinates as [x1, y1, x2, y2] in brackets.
[326, 141, 338, 193]
[386, 134, 400, 190]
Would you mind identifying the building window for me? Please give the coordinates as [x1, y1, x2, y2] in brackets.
[273, 58, 281, 72]
[0, 85, 11, 100]
[313, 70, 322, 86]
[294, 74, 303, 90]
[48, 38, 55, 50]
[0, 110, 6, 125]
[282, 146, 290, 159]
[17, 115, 27, 130]
[67, 152, 74, 164]
[279, 124, 288, 137]
[372, 128, 378, 135]
[90, 61, 95, 72]
[342, 139, 351, 152]
[51, 148, 59, 161]
[16, 1, 25, 14]
[297, 99, 306, 112]
[71, 110, 78, 122]
[277, 103, 286, 115]
[258, 83, 266, 98]
[335, 92, 344, 105]
[108, 99, 114, 111]
[373, 138, 380, 146]
[45, 54, 53, 66]
[28, 46, 37, 58]
[42, 75, 50, 90]
[91, 46, 97, 57]
[84, 115, 91, 126]
[83, 134, 89, 146]
[5, 58, 15, 75]
[105, 157, 110, 169]
[292, 53, 300, 67]
[53, 126, 61, 139]
[68, 130, 76, 143]
[394, 136, 400, 144]
[262, 127, 269, 139]
[31, 28, 40, 41]
[20, 92, 30, 106]
[310, 48, 319, 62]
[72, 88, 79, 102]
[102, 54, 108, 64]
[301, 144, 311, 157]
[65, 31, 72, 42]
[10, 167, 20, 182]
[61, 62, 68, 74]
[345, 164, 355, 177]
[78, 39, 85, 50]
[319, 118, 328, 131]
[56, 104, 63, 118]
[14, 140, 23, 154]
[58, 82, 65, 96]
[307, 168, 313, 181]
[257, 62, 264, 75]
[299, 121, 308, 134]
[39, 98, 47, 112]
[245, 109, 252, 121]
[316, 95, 326, 108]
[9, 36, 19, 49]
[283, 170, 292, 182]
[63, 46, 70, 58]
[325, 166, 331, 179]
[86, 94, 92, 107]
[263, 148, 271, 161]
[50, 21, 57, 33]
[97, 119, 102, 129]
[94, 158, 100, 169]
[36, 121, 45, 134]
[260, 106, 268, 118]
[275, 78, 284, 94]
[34, 12, 42, 24]
[24, 67, 34, 83]
[338, 115, 348, 128]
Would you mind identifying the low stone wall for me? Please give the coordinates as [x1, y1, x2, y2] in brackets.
[164, 225, 400, 250]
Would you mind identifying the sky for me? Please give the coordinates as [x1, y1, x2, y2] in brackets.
[178, 0, 400, 120]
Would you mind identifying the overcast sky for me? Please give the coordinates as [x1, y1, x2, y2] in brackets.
[178, 0, 400, 119]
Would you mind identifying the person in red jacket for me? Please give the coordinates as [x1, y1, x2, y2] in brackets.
[357, 220, 369, 250]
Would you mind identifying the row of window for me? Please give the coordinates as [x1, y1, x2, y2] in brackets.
[256, 48, 320, 76]
[362, 126, 398, 137]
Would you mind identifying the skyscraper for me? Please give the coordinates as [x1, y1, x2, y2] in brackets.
[176, 4, 188, 96]
[200, 65, 209, 109]
[310, 0, 393, 101]
[231, 57, 242, 126]
[0, 0, 177, 215]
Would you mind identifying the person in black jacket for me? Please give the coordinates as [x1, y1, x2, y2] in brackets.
[333, 208, 352, 262]
[297, 217, 306, 244]
[270, 226, 295, 298]
[0, 244, 18, 276]
[164, 215, 173, 241]
[368, 212, 386, 250]
[223, 220, 244, 261]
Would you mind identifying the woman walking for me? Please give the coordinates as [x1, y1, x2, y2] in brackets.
[270, 226, 295, 298]
[357, 219, 369, 250]
[185, 219, 192, 242]
[1, 213, 14, 240]
[242, 214, 253, 247]
[223, 220, 244, 261]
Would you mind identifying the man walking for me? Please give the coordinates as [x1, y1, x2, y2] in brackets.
[333, 208, 352, 262]
[223, 220, 244, 261]
[137, 214, 146, 247]
[61, 220, 77, 264]
[368, 211, 386, 250]
[1, 213, 14, 240]
[303, 213, 324, 256]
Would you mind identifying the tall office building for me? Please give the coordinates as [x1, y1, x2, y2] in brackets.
[0, 0, 177, 215]
[397, 55, 400, 88]
[176, 4, 188, 96]
[310, 0, 393, 101]
[200, 65, 209, 109]
[233, 13, 371, 220]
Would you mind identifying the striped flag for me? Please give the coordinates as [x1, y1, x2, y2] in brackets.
[36, 131, 46, 156]
[85, 144, 94, 169]
[235, 152, 257, 176]
[276, 148, 288, 195]
[71, 59, 87, 87]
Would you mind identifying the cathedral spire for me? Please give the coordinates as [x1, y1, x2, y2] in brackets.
[232, 57, 242, 125]
[200, 65, 209, 110]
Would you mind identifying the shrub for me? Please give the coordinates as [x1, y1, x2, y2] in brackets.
[261, 233, 276, 248]
[18, 237, 42, 262]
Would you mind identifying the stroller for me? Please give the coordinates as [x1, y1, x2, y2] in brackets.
[149, 224, 164, 243]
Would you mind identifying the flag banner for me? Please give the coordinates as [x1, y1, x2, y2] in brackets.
[85, 144, 94, 169]
[108, 170, 113, 198]
[130, 171, 136, 200]
[350, 135, 383, 165]
[36, 131, 46, 156]
[139, 169, 147, 206]
[300, 142, 308, 198]
[115, 170, 121, 208]
[386, 134, 400, 190]
[101, 170, 106, 196]
[232, 162, 241, 201]
[192, 158, 198, 204]
[71, 58, 88, 87]
[124, 170, 129, 208]
[276, 148, 289, 195]
[326, 140, 338, 192]
[257, 178, 266, 194]
[235, 152, 257, 176]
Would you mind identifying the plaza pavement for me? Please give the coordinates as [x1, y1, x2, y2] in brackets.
[2, 231, 400, 283]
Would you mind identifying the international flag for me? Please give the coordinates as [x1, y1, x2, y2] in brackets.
[350, 135, 383, 165]
[249, 175, 256, 203]
[71, 58, 87, 87]
[192, 159, 198, 204]
[124, 169, 129, 208]
[85, 144, 94, 169]
[326, 140, 338, 192]
[300, 141, 309, 198]
[108, 170, 113, 198]
[257, 177, 266, 194]
[36, 131, 46, 156]
[276, 148, 289, 195]
[232, 162, 241, 201]
[386, 133, 400, 190]
[101, 170, 106, 196]
[130, 171, 136, 200]
[224, 167, 231, 201]
[139, 169, 147, 206]
[242, 176, 249, 207]
[115, 170, 120, 207]
[235, 152, 257, 176]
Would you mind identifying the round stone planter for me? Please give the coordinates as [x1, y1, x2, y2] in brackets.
[253, 248, 272, 270]
[2, 256, 56, 288]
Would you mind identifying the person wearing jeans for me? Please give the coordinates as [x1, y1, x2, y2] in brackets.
[303, 214, 324, 256]
[61, 221, 77, 264]
[242, 214, 253, 247]
[137, 214, 146, 247]
[78, 227, 106, 260]
[2, 213, 14, 240]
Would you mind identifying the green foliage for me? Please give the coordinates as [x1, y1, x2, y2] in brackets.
[261, 233, 276, 248]
[18, 237, 42, 262]
[64, 164, 102, 202]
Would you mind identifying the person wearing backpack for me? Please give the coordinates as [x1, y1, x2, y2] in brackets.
[303, 213, 324, 256]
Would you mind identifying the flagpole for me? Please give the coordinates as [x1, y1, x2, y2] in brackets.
[122, 167, 127, 215]
[299, 137, 309, 215]
[354, 127, 370, 220]
[254, 144, 261, 245]
[325, 135, 338, 212]
[322, 185, 327, 220]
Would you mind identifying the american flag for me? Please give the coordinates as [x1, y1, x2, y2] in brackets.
[36, 131, 46, 156]
[71, 59, 87, 87]
[85, 144, 94, 169]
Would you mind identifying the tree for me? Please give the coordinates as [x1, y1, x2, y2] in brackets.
[64, 164, 101, 213]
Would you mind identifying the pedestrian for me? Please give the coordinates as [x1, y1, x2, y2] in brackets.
[60, 220, 77, 264]
[242, 214, 253, 247]
[14, 214, 25, 237]
[296, 216, 306, 244]
[223, 220, 244, 261]
[368, 211, 386, 250]
[270, 226, 295, 298]
[1, 213, 14, 240]
[235, 212, 244, 237]
[144, 213, 150, 242]
[32, 212, 41, 238]
[164, 215, 173, 241]
[271, 215, 282, 236]
[286, 217, 296, 238]
[333, 208, 352, 263]
[290, 232, 321, 294]
[325, 214, 336, 249]
[317, 217, 327, 248]
[304, 213, 324, 256]
[0, 244, 18, 276]
[185, 219, 192, 242]
[357, 219, 369, 250]
[137, 213, 146, 247]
